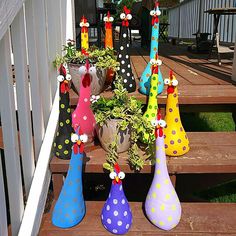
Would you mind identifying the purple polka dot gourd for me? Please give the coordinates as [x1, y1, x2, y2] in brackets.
[145, 112, 181, 230]
[117, 6, 136, 93]
[164, 71, 190, 156]
[101, 164, 132, 234]
[72, 60, 96, 141]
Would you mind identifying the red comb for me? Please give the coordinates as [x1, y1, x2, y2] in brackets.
[170, 70, 173, 79]
[59, 64, 66, 77]
[157, 108, 161, 121]
[123, 6, 130, 14]
[155, 1, 159, 8]
[155, 52, 158, 60]
[114, 163, 120, 174]
[81, 15, 87, 23]
[107, 11, 110, 18]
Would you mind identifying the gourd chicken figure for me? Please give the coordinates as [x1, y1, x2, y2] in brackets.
[145, 110, 181, 230]
[101, 163, 132, 235]
[142, 53, 162, 143]
[72, 60, 96, 141]
[164, 71, 190, 156]
[117, 6, 136, 93]
[53, 64, 73, 160]
[104, 11, 114, 49]
[80, 16, 89, 50]
[139, 1, 164, 95]
[52, 128, 88, 228]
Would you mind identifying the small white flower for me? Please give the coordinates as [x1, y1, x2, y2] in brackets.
[90, 95, 100, 103]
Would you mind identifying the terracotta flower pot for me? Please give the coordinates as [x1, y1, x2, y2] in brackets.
[96, 119, 131, 153]
[69, 63, 107, 95]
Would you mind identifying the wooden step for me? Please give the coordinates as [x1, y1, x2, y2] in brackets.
[39, 201, 236, 235]
[50, 132, 236, 174]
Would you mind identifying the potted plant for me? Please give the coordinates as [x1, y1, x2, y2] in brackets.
[53, 40, 120, 95]
[91, 75, 154, 171]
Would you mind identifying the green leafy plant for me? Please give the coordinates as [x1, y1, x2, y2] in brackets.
[92, 75, 154, 171]
[53, 40, 120, 72]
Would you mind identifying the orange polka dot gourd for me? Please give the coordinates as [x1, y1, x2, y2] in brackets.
[72, 60, 96, 141]
[145, 110, 181, 230]
[139, 1, 164, 95]
[80, 16, 89, 50]
[164, 71, 190, 156]
[142, 53, 162, 143]
[53, 64, 73, 160]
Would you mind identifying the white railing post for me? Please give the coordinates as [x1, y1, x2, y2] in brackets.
[0, 29, 24, 236]
[232, 40, 236, 82]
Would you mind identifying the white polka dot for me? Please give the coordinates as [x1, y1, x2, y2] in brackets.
[129, 84, 133, 88]
[119, 54, 122, 58]
[84, 98, 88, 102]
[113, 199, 118, 205]
[122, 69, 125, 73]
[128, 64, 131, 68]
[126, 55, 129, 59]
[126, 224, 130, 229]
[124, 211, 127, 216]
[113, 229, 118, 233]
[127, 73, 130, 76]
[73, 114, 76, 117]
[104, 225, 107, 229]
[124, 79, 127, 83]
[119, 185, 122, 191]
[123, 33, 127, 38]
[114, 210, 118, 216]
[120, 46, 124, 50]
[106, 205, 110, 211]
[117, 221, 123, 226]
[109, 193, 111, 198]
[101, 214, 104, 220]
[107, 218, 111, 224]
[83, 116, 87, 120]
[121, 60, 125, 64]
[127, 44, 129, 47]
[132, 77, 135, 80]
[121, 199, 125, 204]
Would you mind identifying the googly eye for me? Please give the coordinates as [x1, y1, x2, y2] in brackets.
[109, 16, 114, 22]
[156, 59, 162, 66]
[103, 16, 108, 22]
[172, 79, 178, 87]
[151, 120, 158, 127]
[71, 133, 79, 143]
[78, 66, 87, 76]
[158, 119, 166, 128]
[156, 10, 161, 16]
[127, 14, 132, 20]
[109, 172, 117, 180]
[85, 22, 90, 27]
[79, 22, 84, 27]
[164, 78, 170, 85]
[66, 74, 72, 81]
[150, 59, 156, 65]
[89, 66, 96, 75]
[57, 75, 64, 82]
[150, 10, 155, 16]
[80, 134, 88, 143]
[120, 13, 126, 20]
[118, 172, 125, 179]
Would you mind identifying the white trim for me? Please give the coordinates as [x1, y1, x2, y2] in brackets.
[232, 39, 236, 82]
[18, 87, 60, 236]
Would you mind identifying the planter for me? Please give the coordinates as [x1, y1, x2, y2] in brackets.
[69, 63, 107, 95]
[96, 119, 131, 153]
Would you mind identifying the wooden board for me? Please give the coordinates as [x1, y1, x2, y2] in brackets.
[39, 201, 236, 235]
[50, 132, 236, 174]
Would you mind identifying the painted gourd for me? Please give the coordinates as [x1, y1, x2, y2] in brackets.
[52, 128, 88, 228]
[139, 2, 164, 95]
[80, 16, 89, 50]
[145, 110, 181, 230]
[101, 163, 132, 235]
[117, 6, 136, 93]
[53, 64, 73, 160]
[164, 71, 190, 156]
[142, 53, 162, 143]
[72, 60, 96, 141]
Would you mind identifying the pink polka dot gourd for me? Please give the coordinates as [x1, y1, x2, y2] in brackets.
[101, 164, 132, 235]
[145, 111, 182, 230]
[164, 71, 190, 156]
[72, 60, 96, 141]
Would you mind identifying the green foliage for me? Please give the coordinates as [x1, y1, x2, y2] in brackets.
[92, 75, 154, 171]
[53, 40, 120, 71]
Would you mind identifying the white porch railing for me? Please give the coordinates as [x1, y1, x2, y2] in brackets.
[168, 0, 236, 43]
[0, 0, 74, 235]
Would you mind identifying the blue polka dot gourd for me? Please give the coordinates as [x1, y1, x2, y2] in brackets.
[53, 64, 73, 160]
[145, 110, 182, 230]
[52, 127, 88, 228]
[101, 163, 132, 234]
[139, 1, 164, 95]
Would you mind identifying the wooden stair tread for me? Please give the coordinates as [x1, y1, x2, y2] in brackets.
[50, 132, 236, 174]
[39, 201, 236, 235]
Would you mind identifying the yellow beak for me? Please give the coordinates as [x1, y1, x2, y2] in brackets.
[115, 176, 119, 183]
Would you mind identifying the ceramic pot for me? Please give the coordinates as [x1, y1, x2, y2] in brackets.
[96, 119, 131, 153]
[69, 63, 107, 95]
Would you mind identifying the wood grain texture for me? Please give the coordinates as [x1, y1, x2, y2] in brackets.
[39, 201, 236, 235]
[50, 132, 236, 174]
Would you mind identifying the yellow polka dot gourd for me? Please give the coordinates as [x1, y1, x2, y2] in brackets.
[142, 53, 162, 143]
[80, 16, 89, 50]
[145, 111, 181, 230]
[164, 71, 190, 156]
